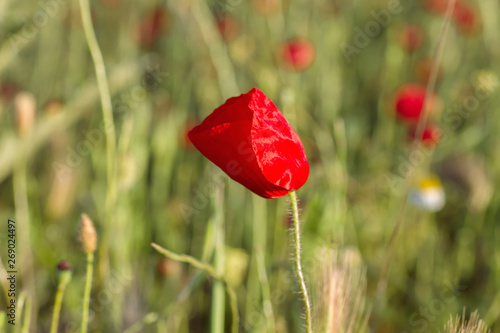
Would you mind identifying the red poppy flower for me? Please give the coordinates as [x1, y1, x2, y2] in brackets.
[452, 0, 481, 35]
[394, 83, 440, 123]
[398, 25, 424, 52]
[188, 87, 309, 199]
[408, 124, 441, 146]
[280, 38, 316, 72]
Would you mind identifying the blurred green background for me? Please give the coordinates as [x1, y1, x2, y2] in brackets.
[0, 0, 499, 332]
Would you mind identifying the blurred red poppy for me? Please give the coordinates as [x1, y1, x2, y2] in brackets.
[1, 81, 19, 102]
[216, 14, 240, 42]
[280, 38, 316, 72]
[136, 6, 170, 48]
[408, 124, 441, 146]
[421, 0, 481, 35]
[394, 83, 440, 123]
[398, 25, 424, 52]
[452, 0, 481, 34]
[188, 87, 309, 198]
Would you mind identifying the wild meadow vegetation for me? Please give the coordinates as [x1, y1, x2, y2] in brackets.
[0, 0, 499, 332]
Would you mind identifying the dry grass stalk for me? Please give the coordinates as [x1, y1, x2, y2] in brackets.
[313, 247, 370, 333]
[442, 309, 490, 333]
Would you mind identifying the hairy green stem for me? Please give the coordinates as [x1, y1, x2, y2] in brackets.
[289, 191, 312, 333]
[81, 253, 94, 333]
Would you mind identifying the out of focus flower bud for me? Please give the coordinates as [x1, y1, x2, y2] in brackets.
[14, 92, 36, 137]
[56, 260, 73, 287]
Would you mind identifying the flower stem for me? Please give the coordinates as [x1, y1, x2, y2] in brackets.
[288, 191, 312, 333]
[211, 186, 226, 333]
[81, 252, 94, 333]
[50, 276, 70, 333]
[78, 0, 117, 296]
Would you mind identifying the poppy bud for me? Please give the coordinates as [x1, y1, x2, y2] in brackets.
[78, 214, 97, 254]
[188, 87, 309, 199]
[280, 38, 316, 72]
[408, 124, 441, 147]
[56, 260, 73, 287]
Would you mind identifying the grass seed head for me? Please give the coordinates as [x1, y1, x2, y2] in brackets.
[78, 213, 97, 254]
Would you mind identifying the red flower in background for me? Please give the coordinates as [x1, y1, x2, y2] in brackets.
[188, 88, 309, 199]
[280, 38, 316, 72]
[408, 124, 441, 147]
[216, 14, 240, 42]
[136, 6, 170, 48]
[1, 81, 19, 102]
[398, 25, 424, 52]
[452, 0, 481, 34]
[421, 0, 481, 35]
[394, 83, 440, 123]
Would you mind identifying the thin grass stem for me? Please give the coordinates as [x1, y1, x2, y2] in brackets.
[151, 243, 239, 333]
[81, 253, 94, 333]
[50, 274, 70, 333]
